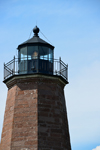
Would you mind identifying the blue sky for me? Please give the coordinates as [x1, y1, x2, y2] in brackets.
[0, 0, 100, 150]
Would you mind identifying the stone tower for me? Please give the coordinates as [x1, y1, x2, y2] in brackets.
[0, 26, 71, 150]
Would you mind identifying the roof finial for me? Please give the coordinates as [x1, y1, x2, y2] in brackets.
[33, 26, 40, 37]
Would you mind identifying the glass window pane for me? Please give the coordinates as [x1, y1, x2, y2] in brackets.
[20, 47, 27, 60]
[39, 46, 49, 60]
[49, 48, 53, 62]
[28, 46, 38, 60]
[19, 47, 27, 74]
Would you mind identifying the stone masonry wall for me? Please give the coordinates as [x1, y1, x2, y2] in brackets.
[0, 75, 71, 150]
[11, 79, 38, 150]
[0, 85, 16, 150]
[38, 78, 71, 150]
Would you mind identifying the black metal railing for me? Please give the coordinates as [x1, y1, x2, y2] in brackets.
[4, 56, 68, 82]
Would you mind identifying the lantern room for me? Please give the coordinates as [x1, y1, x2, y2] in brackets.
[17, 26, 54, 75]
[4, 26, 68, 83]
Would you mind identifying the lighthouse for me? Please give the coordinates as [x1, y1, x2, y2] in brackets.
[0, 26, 71, 150]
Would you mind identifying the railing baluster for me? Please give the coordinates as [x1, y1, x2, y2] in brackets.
[4, 63, 5, 79]
[59, 57, 61, 75]
[14, 56, 15, 75]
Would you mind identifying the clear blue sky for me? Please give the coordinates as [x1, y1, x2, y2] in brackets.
[0, 0, 100, 150]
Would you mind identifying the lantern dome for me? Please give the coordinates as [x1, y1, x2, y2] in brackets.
[17, 26, 54, 75]
[18, 26, 54, 50]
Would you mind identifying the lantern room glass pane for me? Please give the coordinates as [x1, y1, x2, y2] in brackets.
[49, 48, 53, 62]
[19, 47, 27, 74]
[20, 47, 27, 60]
[38, 46, 53, 74]
[28, 46, 38, 60]
[39, 46, 49, 60]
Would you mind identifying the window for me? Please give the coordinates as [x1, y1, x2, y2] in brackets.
[28, 46, 38, 60]
[20, 47, 27, 60]
[19, 47, 27, 74]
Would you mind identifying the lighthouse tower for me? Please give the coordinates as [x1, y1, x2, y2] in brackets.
[0, 26, 71, 150]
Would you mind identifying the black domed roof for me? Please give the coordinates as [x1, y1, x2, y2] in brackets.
[17, 26, 54, 50]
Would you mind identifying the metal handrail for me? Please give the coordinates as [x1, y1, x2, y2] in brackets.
[4, 57, 68, 82]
